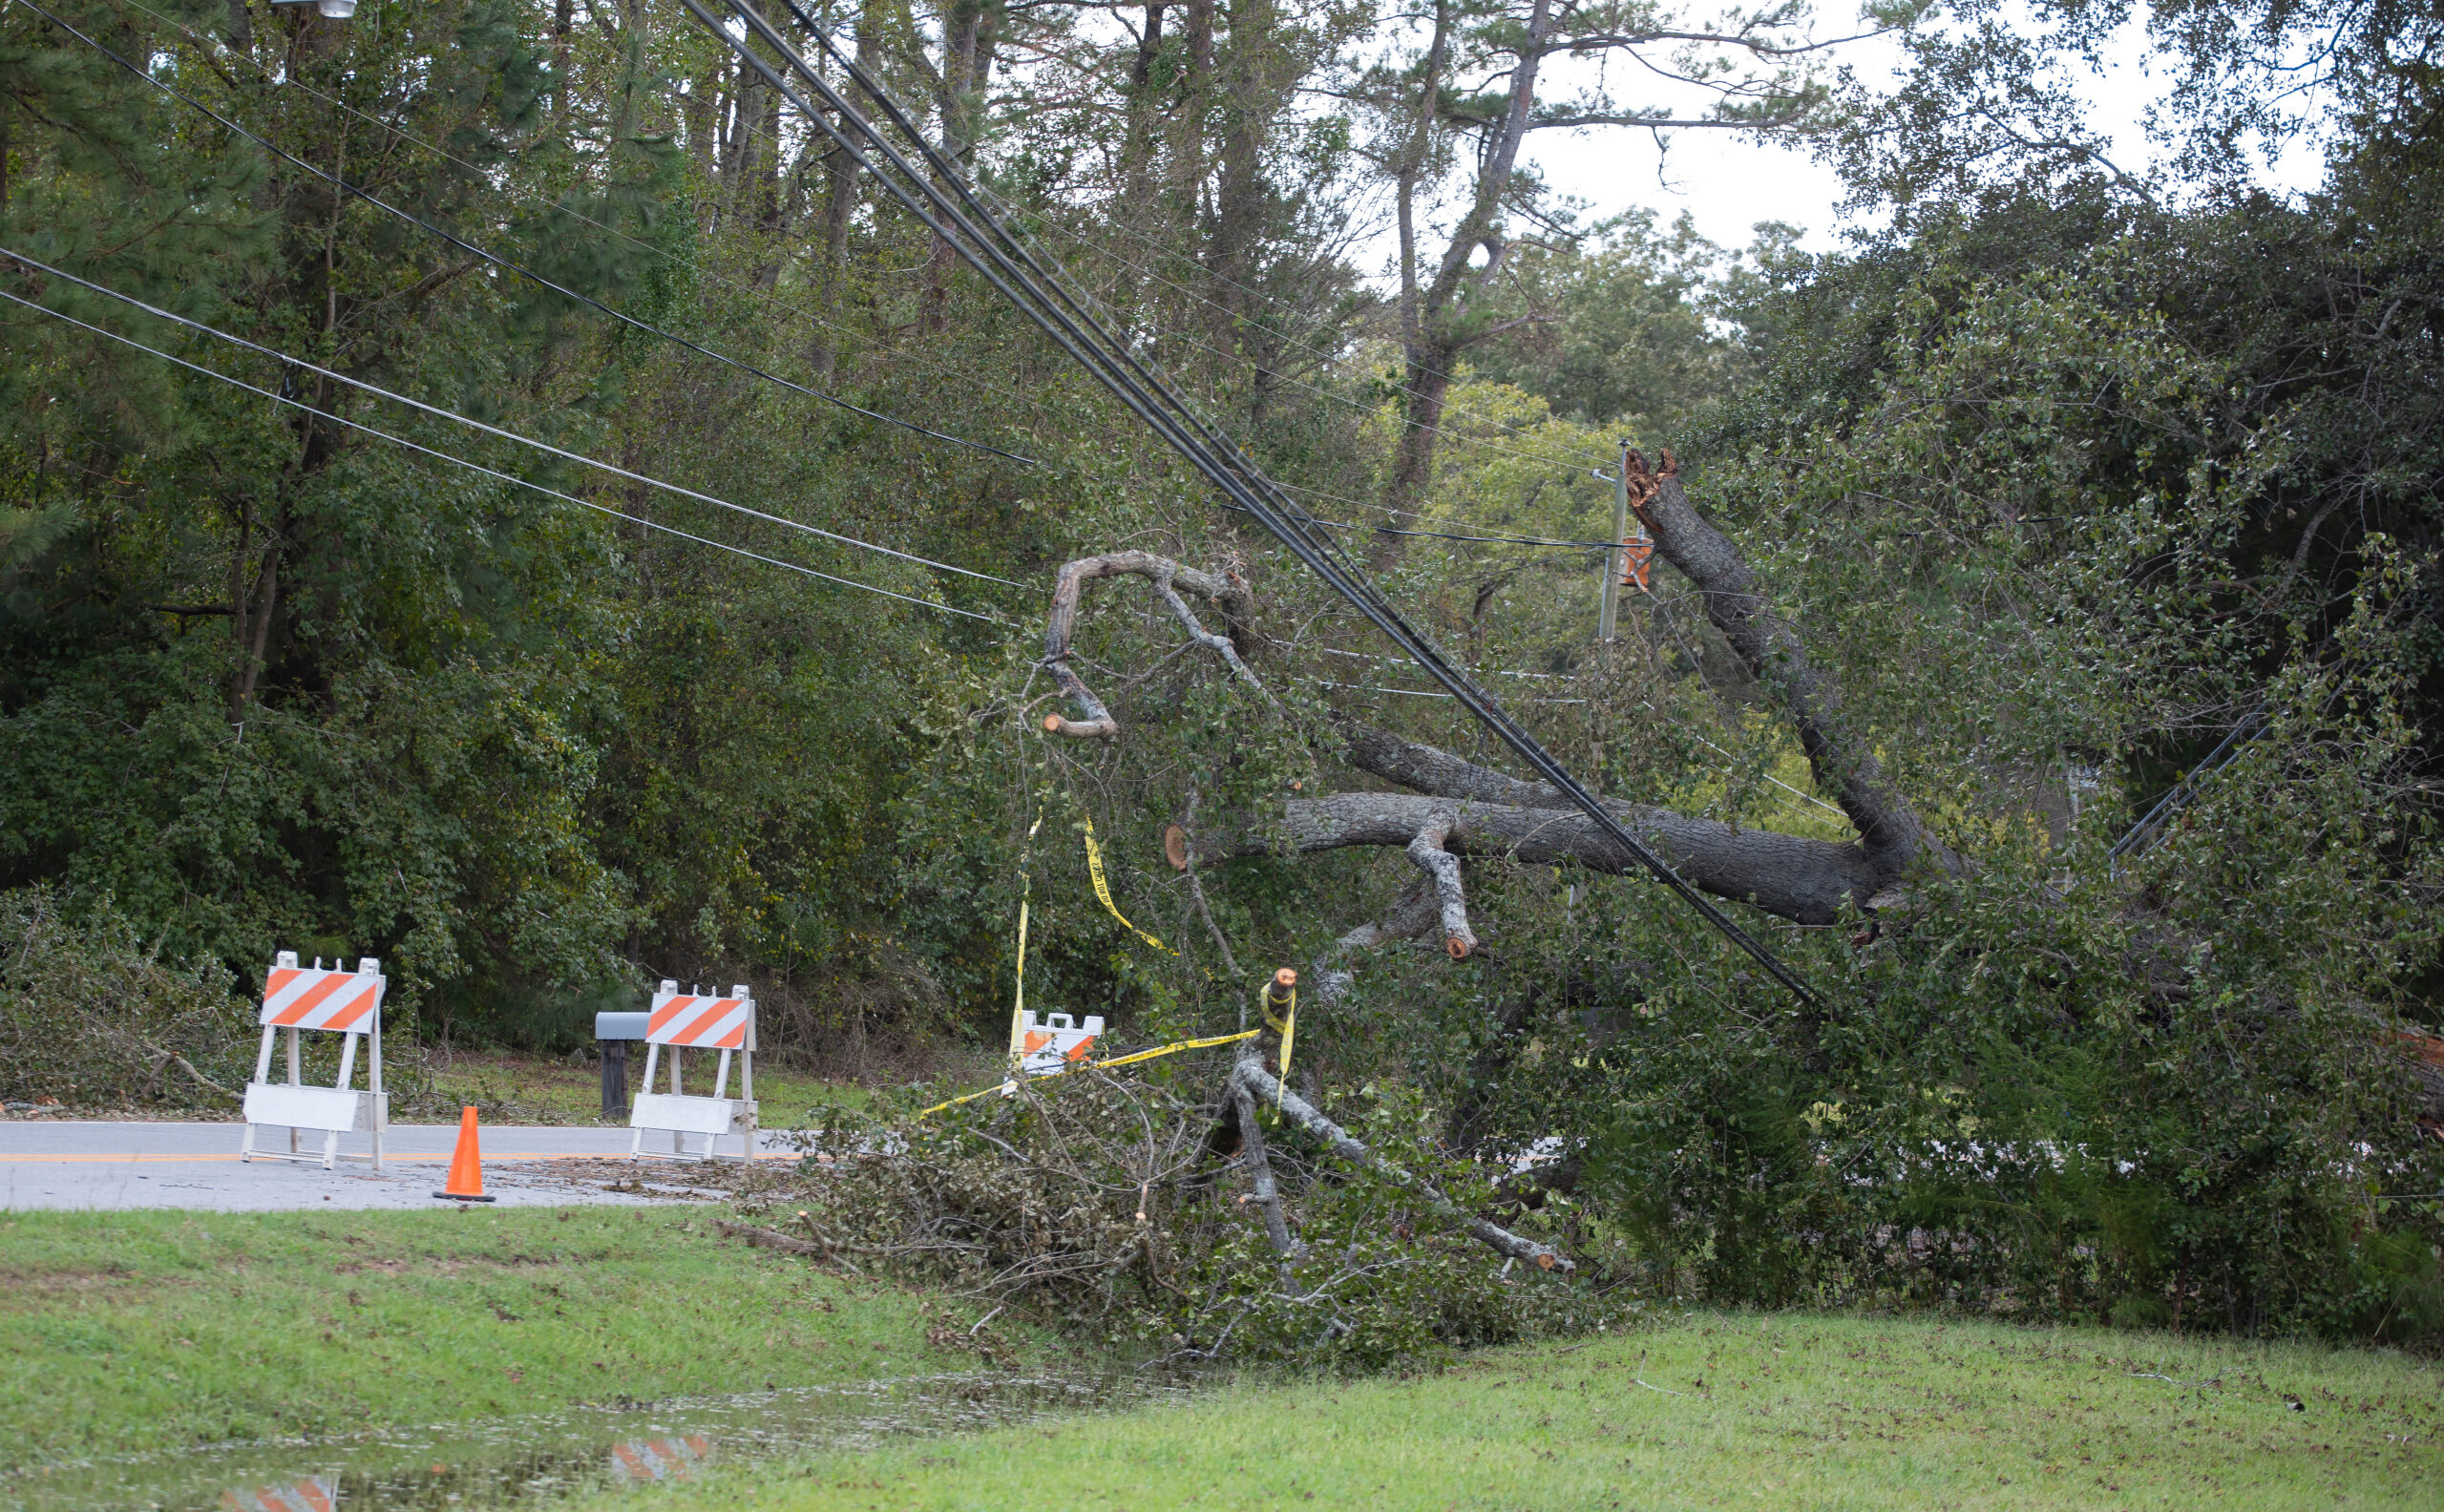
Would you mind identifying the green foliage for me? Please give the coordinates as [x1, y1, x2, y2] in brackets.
[0, 884, 254, 1106]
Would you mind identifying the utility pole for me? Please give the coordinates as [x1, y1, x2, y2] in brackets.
[1597, 436, 1630, 641]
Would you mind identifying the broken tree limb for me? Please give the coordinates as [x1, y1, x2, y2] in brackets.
[1189, 787, 1885, 927]
[1405, 808, 1478, 957]
[1229, 1064, 1304, 1285]
[1042, 552, 1268, 738]
[1229, 1058, 1570, 1272]
[1625, 450, 1959, 878]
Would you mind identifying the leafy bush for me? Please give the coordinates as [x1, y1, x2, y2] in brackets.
[0, 887, 256, 1108]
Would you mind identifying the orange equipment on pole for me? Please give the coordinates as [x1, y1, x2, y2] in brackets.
[1620, 531, 1654, 591]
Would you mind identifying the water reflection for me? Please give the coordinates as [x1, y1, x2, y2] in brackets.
[12, 1372, 1178, 1512]
[221, 1479, 337, 1512]
[607, 1434, 710, 1482]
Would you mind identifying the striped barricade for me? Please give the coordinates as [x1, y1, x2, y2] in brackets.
[629, 981, 758, 1165]
[610, 1433, 713, 1482]
[1016, 1010, 1103, 1078]
[221, 1475, 336, 1512]
[240, 952, 388, 1172]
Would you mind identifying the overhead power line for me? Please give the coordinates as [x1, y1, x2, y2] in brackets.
[692, 0, 1821, 1008]
[2, 248, 1023, 591]
[967, 180, 1615, 472]
[0, 284, 1007, 623]
[635, 53, 1610, 482]
[24, 0, 1035, 467]
[110, 0, 1597, 540]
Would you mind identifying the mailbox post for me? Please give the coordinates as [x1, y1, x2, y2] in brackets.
[596, 1010, 649, 1120]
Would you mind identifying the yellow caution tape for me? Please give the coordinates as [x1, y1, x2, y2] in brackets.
[1259, 985, 1296, 1108]
[916, 1027, 1259, 1119]
[1083, 817, 1172, 954]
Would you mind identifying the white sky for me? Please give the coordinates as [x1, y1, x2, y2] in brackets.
[1515, 9, 2328, 260]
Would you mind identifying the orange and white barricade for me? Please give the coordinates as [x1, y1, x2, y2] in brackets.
[240, 952, 387, 1171]
[630, 981, 758, 1165]
[1016, 1010, 1103, 1078]
[221, 1475, 336, 1512]
[611, 1432, 712, 1482]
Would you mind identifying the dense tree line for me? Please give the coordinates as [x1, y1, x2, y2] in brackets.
[1, 0, 2438, 1337]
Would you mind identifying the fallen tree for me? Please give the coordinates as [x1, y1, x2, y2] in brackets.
[1044, 452, 1951, 955]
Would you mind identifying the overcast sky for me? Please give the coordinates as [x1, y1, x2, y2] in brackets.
[1511, 10, 2327, 261]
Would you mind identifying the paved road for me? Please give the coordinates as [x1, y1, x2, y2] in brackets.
[0, 1121, 798, 1210]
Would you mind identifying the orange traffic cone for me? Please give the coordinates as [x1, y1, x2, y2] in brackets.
[431, 1105, 495, 1203]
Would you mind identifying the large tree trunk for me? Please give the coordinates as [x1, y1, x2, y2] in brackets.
[1045, 450, 1948, 931]
[1628, 451, 1958, 878]
[1186, 757, 1886, 926]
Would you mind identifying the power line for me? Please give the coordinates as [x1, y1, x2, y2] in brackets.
[25, 0, 1036, 467]
[114, 0, 1599, 547]
[2108, 706, 2268, 864]
[1220, 501, 1616, 549]
[2, 248, 1024, 591]
[699, 0, 1821, 1008]
[0, 284, 1009, 624]
[666, 56, 1611, 482]
[968, 181, 1615, 471]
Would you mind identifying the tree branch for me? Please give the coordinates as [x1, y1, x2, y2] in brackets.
[1231, 1058, 1567, 1271]
[1190, 787, 1880, 925]
[1406, 808, 1478, 957]
[1627, 450, 1958, 880]
[1042, 551, 1263, 738]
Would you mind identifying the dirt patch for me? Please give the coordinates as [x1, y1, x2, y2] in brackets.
[0, 1265, 143, 1292]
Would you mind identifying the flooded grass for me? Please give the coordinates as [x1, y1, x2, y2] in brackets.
[9, 1369, 1185, 1511]
[0, 1208, 1038, 1468]
[555, 1314, 2444, 1512]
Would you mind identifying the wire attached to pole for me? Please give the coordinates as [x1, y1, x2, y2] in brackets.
[689, 1, 1824, 1010]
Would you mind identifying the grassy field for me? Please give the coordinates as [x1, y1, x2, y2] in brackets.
[578, 1313, 2443, 1511]
[0, 1207, 1019, 1470]
[411, 1052, 878, 1126]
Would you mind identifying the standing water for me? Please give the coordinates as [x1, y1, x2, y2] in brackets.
[8, 1371, 1186, 1511]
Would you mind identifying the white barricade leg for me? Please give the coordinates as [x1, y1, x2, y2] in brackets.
[369, 1014, 385, 1174]
[240, 1025, 276, 1163]
[668, 1047, 687, 1158]
[631, 1042, 661, 1160]
[285, 1027, 304, 1157]
[740, 1049, 756, 1167]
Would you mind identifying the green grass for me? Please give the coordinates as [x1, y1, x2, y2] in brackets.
[0, 1208, 1016, 1469]
[580, 1313, 2443, 1511]
[415, 1051, 874, 1126]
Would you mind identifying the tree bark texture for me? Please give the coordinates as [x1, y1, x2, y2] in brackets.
[1626, 450, 1957, 880]
[1041, 551, 1257, 737]
[1231, 1057, 1566, 1270]
[1190, 783, 1884, 927]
